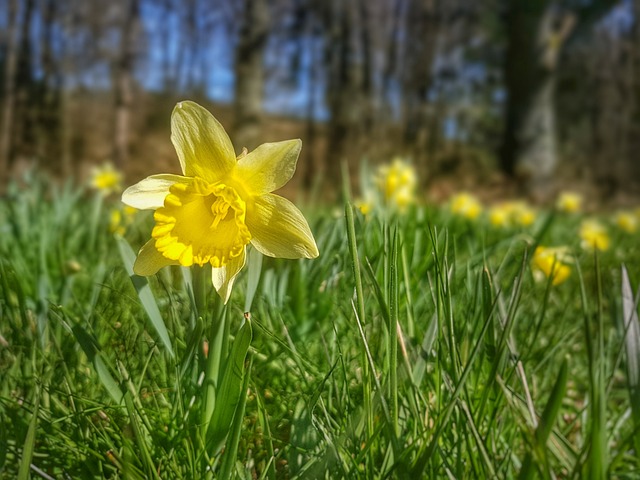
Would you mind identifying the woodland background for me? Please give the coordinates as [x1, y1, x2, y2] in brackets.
[1, 0, 639, 203]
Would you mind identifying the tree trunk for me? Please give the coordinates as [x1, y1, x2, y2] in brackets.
[402, 0, 440, 163]
[500, 2, 575, 198]
[355, 0, 374, 152]
[302, 22, 320, 192]
[629, 0, 640, 189]
[35, 0, 62, 171]
[0, 0, 21, 189]
[13, 0, 36, 165]
[113, 0, 140, 169]
[324, 0, 363, 189]
[233, 0, 269, 153]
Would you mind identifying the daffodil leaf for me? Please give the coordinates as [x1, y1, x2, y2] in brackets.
[218, 355, 253, 480]
[117, 237, 175, 358]
[205, 317, 252, 454]
[621, 265, 640, 432]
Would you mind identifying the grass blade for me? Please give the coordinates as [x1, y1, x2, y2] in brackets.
[344, 200, 374, 451]
[123, 391, 162, 480]
[519, 357, 569, 479]
[72, 323, 123, 404]
[536, 357, 569, 446]
[255, 385, 277, 480]
[17, 388, 40, 480]
[388, 226, 399, 435]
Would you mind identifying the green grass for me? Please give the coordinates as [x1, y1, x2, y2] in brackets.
[1, 172, 640, 478]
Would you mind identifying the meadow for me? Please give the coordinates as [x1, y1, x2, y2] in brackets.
[1, 164, 639, 479]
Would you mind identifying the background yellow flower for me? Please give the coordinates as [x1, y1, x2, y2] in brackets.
[91, 163, 123, 195]
[580, 220, 610, 251]
[375, 158, 416, 211]
[511, 201, 536, 226]
[533, 246, 571, 285]
[451, 192, 482, 220]
[489, 204, 511, 227]
[615, 211, 638, 233]
[556, 192, 582, 213]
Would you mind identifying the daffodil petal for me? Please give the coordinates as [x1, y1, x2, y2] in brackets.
[247, 194, 318, 259]
[171, 101, 236, 182]
[122, 174, 190, 210]
[235, 139, 301, 194]
[133, 239, 179, 275]
[212, 247, 246, 304]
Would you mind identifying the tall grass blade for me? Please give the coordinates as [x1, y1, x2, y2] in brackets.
[17, 388, 39, 480]
[411, 293, 497, 475]
[482, 266, 496, 361]
[123, 391, 161, 480]
[344, 200, 373, 448]
[536, 357, 568, 446]
[255, 386, 277, 480]
[576, 256, 607, 479]
[590, 254, 607, 480]
[519, 358, 568, 479]
[388, 227, 399, 435]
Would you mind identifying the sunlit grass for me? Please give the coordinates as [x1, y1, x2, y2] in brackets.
[1, 172, 639, 478]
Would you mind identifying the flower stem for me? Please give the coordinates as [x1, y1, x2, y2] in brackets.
[200, 293, 226, 452]
[192, 265, 209, 318]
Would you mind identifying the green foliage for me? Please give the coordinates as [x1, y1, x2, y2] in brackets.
[1, 174, 639, 478]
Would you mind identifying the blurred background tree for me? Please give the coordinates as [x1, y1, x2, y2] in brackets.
[0, 0, 637, 202]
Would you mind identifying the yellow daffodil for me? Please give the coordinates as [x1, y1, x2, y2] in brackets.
[511, 201, 536, 227]
[91, 162, 123, 195]
[615, 211, 638, 233]
[489, 204, 511, 227]
[375, 158, 416, 211]
[355, 197, 374, 216]
[393, 186, 414, 211]
[122, 101, 318, 303]
[110, 210, 124, 236]
[450, 192, 482, 220]
[556, 192, 582, 213]
[532, 246, 571, 286]
[489, 200, 536, 227]
[579, 220, 610, 252]
[489, 201, 524, 227]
